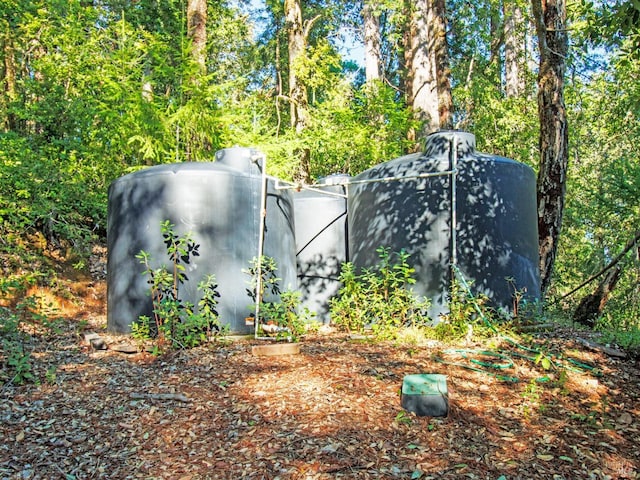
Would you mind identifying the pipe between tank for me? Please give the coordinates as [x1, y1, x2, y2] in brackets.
[253, 152, 268, 339]
[450, 135, 458, 269]
[274, 179, 347, 199]
[275, 170, 457, 192]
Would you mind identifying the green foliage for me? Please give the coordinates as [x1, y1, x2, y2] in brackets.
[245, 255, 282, 305]
[431, 278, 495, 342]
[521, 378, 544, 418]
[246, 80, 416, 182]
[555, 56, 640, 333]
[394, 410, 413, 426]
[133, 221, 224, 352]
[244, 256, 311, 341]
[305, 81, 417, 177]
[534, 351, 553, 371]
[258, 290, 312, 341]
[0, 296, 59, 385]
[130, 317, 152, 348]
[0, 1, 258, 254]
[330, 247, 431, 340]
[595, 315, 640, 350]
[574, 0, 640, 61]
[0, 134, 105, 251]
[328, 262, 368, 333]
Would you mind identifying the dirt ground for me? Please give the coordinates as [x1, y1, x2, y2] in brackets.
[1, 267, 639, 479]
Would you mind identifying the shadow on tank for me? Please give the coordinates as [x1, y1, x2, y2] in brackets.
[107, 149, 297, 335]
[294, 176, 349, 323]
[348, 131, 540, 322]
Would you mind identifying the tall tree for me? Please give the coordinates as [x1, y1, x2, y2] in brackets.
[363, 2, 382, 83]
[405, 0, 438, 139]
[404, 0, 452, 143]
[532, 0, 569, 295]
[504, 1, 526, 97]
[285, 0, 308, 134]
[283, 0, 319, 181]
[432, 0, 453, 129]
[187, 0, 207, 74]
[1, 25, 17, 131]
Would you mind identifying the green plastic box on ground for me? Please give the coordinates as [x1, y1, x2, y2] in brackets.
[401, 374, 449, 417]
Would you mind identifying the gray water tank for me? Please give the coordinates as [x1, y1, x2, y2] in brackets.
[293, 175, 349, 323]
[347, 131, 540, 320]
[107, 147, 297, 334]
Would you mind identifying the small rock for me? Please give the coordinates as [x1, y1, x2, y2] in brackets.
[89, 337, 107, 350]
[318, 324, 336, 335]
[111, 343, 138, 354]
[617, 412, 633, 425]
[83, 332, 101, 345]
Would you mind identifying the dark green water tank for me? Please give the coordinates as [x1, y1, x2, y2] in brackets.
[293, 175, 349, 323]
[347, 131, 540, 320]
[107, 148, 297, 334]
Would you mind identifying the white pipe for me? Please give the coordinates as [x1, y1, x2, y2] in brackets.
[274, 170, 456, 192]
[345, 170, 456, 187]
[450, 134, 458, 268]
[274, 179, 347, 198]
[253, 152, 268, 339]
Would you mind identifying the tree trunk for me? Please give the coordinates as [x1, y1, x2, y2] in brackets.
[285, 0, 308, 133]
[432, 0, 452, 129]
[573, 266, 622, 327]
[562, 230, 640, 301]
[504, 2, 526, 97]
[405, 0, 452, 145]
[489, 4, 502, 66]
[363, 2, 382, 83]
[531, 0, 569, 296]
[2, 29, 17, 131]
[183, 0, 207, 161]
[406, 0, 439, 139]
[284, 0, 312, 182]
[187, 0, 207, 74]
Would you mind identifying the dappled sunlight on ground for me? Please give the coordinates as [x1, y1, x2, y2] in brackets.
[1, 261, 639, 478]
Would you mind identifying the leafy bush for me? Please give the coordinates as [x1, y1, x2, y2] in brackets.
[0, 134, 107, 252]
[0, 304, 35, 385]
[0, 296, 60, 385]
[595, 312, 640, 351]
[132, 221, 225, 352]
[244, 256, 311, 341]
[329, 247, 431, 339]
[431, 278, 490, 341]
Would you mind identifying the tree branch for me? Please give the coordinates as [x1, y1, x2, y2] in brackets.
[560, 229, 640, 301]
[303, 15, 321, 40]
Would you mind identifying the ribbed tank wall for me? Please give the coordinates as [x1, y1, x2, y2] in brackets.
[348, 131, 540, 320]
[107, 148, 296, 334]
[293, 175, 349, 323]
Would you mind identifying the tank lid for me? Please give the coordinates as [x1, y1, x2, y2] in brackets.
[215, 147, 264, 173]
[424, 131, 476, 158]
[318, 174, 350, 186]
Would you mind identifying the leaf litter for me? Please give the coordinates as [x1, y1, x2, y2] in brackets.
[1, 280, 639, 479]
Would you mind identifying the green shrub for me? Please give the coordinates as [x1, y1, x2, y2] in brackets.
[329, 247, 431, 339]
[244, 256, 312, 341]
[0, 296, 60, 385]
[132, 221, 225, 352]
[431, 275, 506, 342]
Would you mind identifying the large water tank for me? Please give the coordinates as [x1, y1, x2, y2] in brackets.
[293, 175, 349, 323]
[348, 131, 540, 320]
[107, 147, 297, 334]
